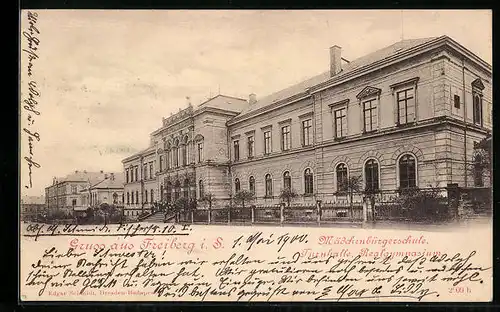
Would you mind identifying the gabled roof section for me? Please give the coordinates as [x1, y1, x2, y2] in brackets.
[356, 86, 382, 99]
[472, 78, 485, 90]
[234, 37, 439, 120]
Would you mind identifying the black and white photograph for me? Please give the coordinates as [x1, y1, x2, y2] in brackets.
[20, 10, 493, 302]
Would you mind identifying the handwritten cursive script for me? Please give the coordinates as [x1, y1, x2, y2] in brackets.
[22, 11, 42, 189]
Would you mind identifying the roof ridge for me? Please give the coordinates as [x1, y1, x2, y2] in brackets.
[235, 36, 439, 119]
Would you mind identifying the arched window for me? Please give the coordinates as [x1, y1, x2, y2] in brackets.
[283, 171, 291, 190]
[235, 178, 241, 193]
[249, 176, 255, 194]
[127, 192, 130, 204]
[265, 174, 273, 197]
[199, 180, 204, 198]
[183, 179, 190, 198]
[365, 159, 379, 191]
[336, 164, 348, 192]
[304, 168, 314, 195]
[166, 144, 171, 169]
[173, 140, 179, 167]
[399, 154, 416, 189]
[182, 137, 188, 166]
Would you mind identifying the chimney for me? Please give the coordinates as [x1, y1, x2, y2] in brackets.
[84, 170, 87, 173]
[110, 173, 115, 181]
[186, 96, 192, 106]
[100, 170, 104, 174]
[75, 170, 79, 173]
[104, 173, 108, 179]
[249, 93, 257, 105]
[330, 45, 342, 77]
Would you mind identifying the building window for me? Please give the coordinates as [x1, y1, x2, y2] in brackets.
[149, 162, 153, 178]
[126, 169, 129, 183]
[135, 167, 138, 182]
[131, 192, 134, 204]
[143, 164, 148, 180]
[283, 171, 291, 190]
[182, 137, 188, 166]
[72, 199, 76, 206]
[304, 168, 314, 195]
[247, 136, 254, 158]
[265, 174, 273, 197]
[151, 189, 154, 203]
[198, 180, 204, 198]
[159, 155, 164, 172]
[130, 168, 134, 182]
[166, 150, 171, 169]
[135, 191, 139, 204]
[173, 142, 179, 167]
[184, 179, 189, 198]
[145, 190, 148, 203]
[454, 94, 461, 109]
[264, 131, 271, 154]
[363, 99, 378, 132]
[249, 176, 255, 194]
[197, 143, 204, 163]
[127, 192, 130, 204]
[302, 119, 312, 146]
[396, 88, 415, 125]
[71, 185, 77, 194]
[334, 108, 347, 139]
[281, 125, 291, 151]
[399, 154, 416, 189]
[473, 94, 483, 125]
[235, 178, 240, 193]
[336, 163, 348, 192]
[233, 140, 240, 161]
[365, 159, 379, 191]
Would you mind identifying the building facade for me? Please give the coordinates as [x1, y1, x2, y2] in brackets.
[122, 36, 492, 210]
[45, 170, 115, 215]
[79, 172, 125, 213]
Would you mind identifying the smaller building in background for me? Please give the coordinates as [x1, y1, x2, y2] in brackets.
[78, 172, 125, 214]
[20, 195, 45, 220]
[45, 170, 117, 216]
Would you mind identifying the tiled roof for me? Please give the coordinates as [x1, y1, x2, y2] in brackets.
[59, 171, 108, 185]
[236, 37, 438, 118]
[91, 173, 125, 189]
[197, 94, 249, 113]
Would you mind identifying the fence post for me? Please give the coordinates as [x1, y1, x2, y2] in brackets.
[280, 203, 285, 225]
[251, 206, 255, 224]
[316, 200, 322, 225]
[228, 207, 231, 225]
[208, 208, 211, 224]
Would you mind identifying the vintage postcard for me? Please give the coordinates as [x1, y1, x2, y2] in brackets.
[20, 10, 493, 302]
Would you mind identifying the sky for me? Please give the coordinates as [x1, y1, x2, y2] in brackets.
[19, 10, 492, 197]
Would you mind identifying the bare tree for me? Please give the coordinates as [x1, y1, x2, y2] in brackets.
[234, 190, 254, 209]
[339, 175, 363, 218]
[279, 188, 299, 207]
